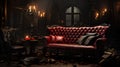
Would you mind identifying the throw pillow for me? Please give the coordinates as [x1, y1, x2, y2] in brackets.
[84, 35, 99, 45]
[76, 35, 89, 45]
[50, 35, 64, 43]
[50, 35, 56, 42]
[44, 36, 51, 43]
[55, 36, 64, 43]
[86, 33, 98, 36]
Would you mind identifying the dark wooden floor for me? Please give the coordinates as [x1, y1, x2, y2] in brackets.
[0, 56, 102, 67]
[0, 62, 101, 67]
[30, 64, 100, 67]
[1, 56, 119, 67]
[1, 49, 119, 67]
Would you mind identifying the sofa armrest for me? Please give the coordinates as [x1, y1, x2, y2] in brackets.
[94, 38, 107, 50]
[44, 36, 51, 43]
[96, 38, 107, 42]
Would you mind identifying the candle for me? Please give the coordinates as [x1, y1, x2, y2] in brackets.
[25, 35, 31, 40]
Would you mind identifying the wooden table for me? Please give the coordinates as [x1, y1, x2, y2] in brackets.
[23, 40, 38, 56]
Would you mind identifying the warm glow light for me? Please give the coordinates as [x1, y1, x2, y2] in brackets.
[102, 8, 107, 16]
[95, 12, 99, 19]
[33, 5, 36, 9]
[38, 11, 40, 15]
[25, 35, 31, 40]
[40, 14, 43, 17]
[28, 4, 37, 12]
[38, 11, 45, 17]
[104, 8, 107, 12]
[28, 3, 46, 18]
[33, 5, 36, 12]
[43, 12, 45, 16]
[29, 6, 32, 12]
[42, 12, 45, 17]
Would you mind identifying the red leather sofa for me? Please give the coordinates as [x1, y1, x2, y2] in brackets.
[44, 26, 109, 57]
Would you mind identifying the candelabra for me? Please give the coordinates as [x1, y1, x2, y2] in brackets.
[27, 2, 46, 36]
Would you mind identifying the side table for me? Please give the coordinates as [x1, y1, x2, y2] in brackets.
[23, 40, 38, 56]
[35, 36, 47, 57]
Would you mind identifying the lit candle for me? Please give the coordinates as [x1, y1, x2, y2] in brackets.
[95, 12, 99, 19]
[25, 35, 31, 40]
[29, 6, 32, 12]
[33, 5, 36, 12]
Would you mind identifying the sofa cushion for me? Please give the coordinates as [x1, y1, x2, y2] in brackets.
[50, 35, 56, 42]
[44, 36, 51, 43]
[55, 36, 64, 43]
[76, 35, 89, 45]
[76, 33, 100, 45]
[84, 35, 99, 45]
[50, 35, 64, 43]
[86, 33, 98, 36]
[47, 43, 96, 49]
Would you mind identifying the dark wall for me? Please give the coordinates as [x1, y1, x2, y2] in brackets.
[2, 0, 120, 40]
[105, 0, 120, 50]
[6, 0, 119, 27]
[48, 0, 111, 26]
[3, 0, 120, 27]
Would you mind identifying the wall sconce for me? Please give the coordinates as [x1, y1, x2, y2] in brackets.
[27, 2, 46, 17]
[101, 8, 107, 16]
[27, 3, 38, 14]
[95, 12, 99, 20]
[38, 11, 46, 18]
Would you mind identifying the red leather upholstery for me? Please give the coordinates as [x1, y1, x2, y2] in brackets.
[47, 26, 109, 44]
[45, 26, 109, 54]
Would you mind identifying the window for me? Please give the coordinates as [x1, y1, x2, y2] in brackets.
[65, 6, 80, 26]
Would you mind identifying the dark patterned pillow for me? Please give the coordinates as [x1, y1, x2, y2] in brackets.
[84, 35, 99, 45]
[76, 35, 89, 45]
[86, 33, 98, 36]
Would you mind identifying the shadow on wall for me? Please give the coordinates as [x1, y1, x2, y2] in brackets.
[105, 25, 120, 50]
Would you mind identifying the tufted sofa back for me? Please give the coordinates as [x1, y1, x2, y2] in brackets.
[48, 26, 109, 44]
